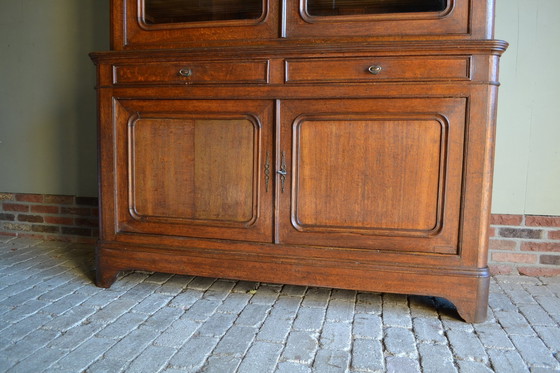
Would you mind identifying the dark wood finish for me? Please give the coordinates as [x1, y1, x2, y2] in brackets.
[112, 0, 278, 50]
[93, 0, 507, 322]
[131, 118, 255, 222]
[307, 0, 448, 16]
[279, 98, 465, 252]
[113, 60, 269, 85]
[144, 0, 263, 24]
[114, 99, 274, 242]
[112, 0, 494, 50]
[285, 56, 471, 83]
[286, 0, 472, 39]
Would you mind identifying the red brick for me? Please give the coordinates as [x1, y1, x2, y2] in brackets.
[76, 237, 97, 244]
[521, 241, 560, 252]
[75, 218, 99, 227]
[489, 264, 516, 275]
[540, 255, 560, 266]
[488, 227, 496, 238]
[3, 203, 29, 212]
[488, 239, 517, 251]
[550, 230, 560, 240]
[61, 207, 92, 216]
[15, 194, 44, 203]
[498, 228, 543, 239]
[44, 195, 75, 205]
[75, 196, 98, 206]
[61, 227, 92, 236]
[45, 235, 96, 244]
[31, 205, 60, 214]
[18, 215, 44, 223]
[525, 215, 560, 227]
[32, 225, 60, 234]
[518, 267, 560, 277]
[0, 232, 17, 237]
[2, 222, 32, 232]
[44, 216, 74, 225]
[490, 214, 523, 226]
[492, 252, 538, 264]
[17, 233, 46, 240]
[0, 213, 15, 221]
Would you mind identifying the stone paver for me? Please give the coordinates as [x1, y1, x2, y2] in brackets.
[0, 237, 559, 372]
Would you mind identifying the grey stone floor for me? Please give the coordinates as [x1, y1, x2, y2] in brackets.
[0, 237, 559, 373]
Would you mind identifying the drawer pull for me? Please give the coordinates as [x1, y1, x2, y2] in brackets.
[367, 65, 383, 75]
[178, 68, 192, 77]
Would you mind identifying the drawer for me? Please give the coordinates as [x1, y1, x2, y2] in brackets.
[113, 60, 269, 85]
[285, 57, 471, 83]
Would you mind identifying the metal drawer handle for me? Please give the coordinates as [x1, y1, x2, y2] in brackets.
[367, 65, 383, 75]
[178, 68, 192, 77]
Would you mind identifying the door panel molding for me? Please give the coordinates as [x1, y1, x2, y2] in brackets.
[112, 99, 274, 242]
[291, 113, 449, 236]
[279, 98, 467, 254]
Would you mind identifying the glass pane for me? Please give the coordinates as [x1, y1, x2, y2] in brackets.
[307, 0, 447, 16]
[144, 0, 263, 24]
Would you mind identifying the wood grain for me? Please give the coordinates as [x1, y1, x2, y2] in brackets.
[94, 0, 507, 322]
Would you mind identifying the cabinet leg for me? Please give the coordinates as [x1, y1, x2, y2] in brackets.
[95, 266, 119, 288]
[448, 276, 490, 323]
[454, 299, 488, 323]
[95, 245, 119, 288]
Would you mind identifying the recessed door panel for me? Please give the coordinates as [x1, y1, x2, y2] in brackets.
[279, 98, 467, 254]
[295, 116, 443, 232]
[131, 117, 255, 223]
[112, 99, 274, 242]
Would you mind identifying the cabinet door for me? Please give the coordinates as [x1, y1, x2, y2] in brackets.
[113, 0, 279, 50]
[279, 98, 466, 254]
[286, 0, 471, 39]
[108, 99, 273, 242]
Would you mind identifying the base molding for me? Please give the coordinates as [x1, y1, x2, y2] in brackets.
[97, 241, 489, 323]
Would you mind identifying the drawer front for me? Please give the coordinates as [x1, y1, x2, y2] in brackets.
[113, 60, 269, 85]
[285, 57, 471, 83]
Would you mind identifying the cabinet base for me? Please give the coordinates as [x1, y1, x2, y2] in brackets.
[96, 241, 489, 323]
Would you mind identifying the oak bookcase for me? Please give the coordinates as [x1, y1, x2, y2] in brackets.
[91, 0, 507, 322]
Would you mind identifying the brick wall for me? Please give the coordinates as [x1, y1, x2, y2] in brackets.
[0, 192, 98, 243]
[489, 214, 560, 276]
[1, 192, 559, 276]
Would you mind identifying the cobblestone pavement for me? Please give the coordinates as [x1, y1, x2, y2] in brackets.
[0, 237, 559, 373]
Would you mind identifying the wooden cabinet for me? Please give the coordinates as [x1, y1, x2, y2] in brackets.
[92, 0, 507, 322]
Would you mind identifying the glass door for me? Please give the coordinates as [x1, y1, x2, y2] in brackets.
[306, 0, 447, 16]
[113, 0, 278, 50]
[286, 0, 470, 39]
[143, 0, 264, 24]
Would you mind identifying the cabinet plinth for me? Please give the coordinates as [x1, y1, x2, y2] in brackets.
[92, 0, 506, 323]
